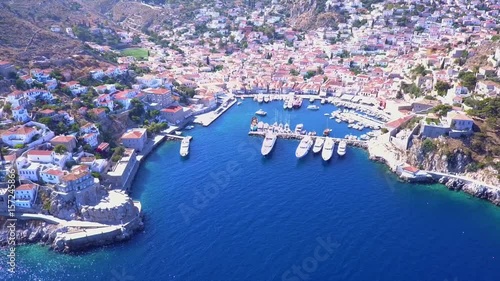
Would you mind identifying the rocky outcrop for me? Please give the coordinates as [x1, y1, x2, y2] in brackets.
[0, 219, 64, 247]
[407, 138, 473, 173]
[81, 190, 140, 224]
[439, 176, 500, 206]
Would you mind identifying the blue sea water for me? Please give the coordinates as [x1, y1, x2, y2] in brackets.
[1, 100, 500, 281]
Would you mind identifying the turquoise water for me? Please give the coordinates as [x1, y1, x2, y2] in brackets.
[2, 101, 500, 281]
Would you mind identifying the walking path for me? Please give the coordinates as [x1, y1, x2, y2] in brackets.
[426, 171, 500, 191]
[1, 212, 108, 228]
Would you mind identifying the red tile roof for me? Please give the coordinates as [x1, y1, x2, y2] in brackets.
[161, 105, 182, 113]
[16, 183, 36, 191]
[27, 150, 53, 156]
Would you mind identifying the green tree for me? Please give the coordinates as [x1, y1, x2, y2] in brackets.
[434, 80, 451, 96]
[38, 117, 52, 126]
[3, 103, 12, 115]
[54, 144, 68, 154]
[432, 104, 453, 117]
[421, 139, 437, 154]
[458, 71, 477, 91]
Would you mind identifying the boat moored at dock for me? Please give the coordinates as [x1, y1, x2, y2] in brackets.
[312, 137, 325, 154]
[261, 132, 277, 156]
[337, 140, 347, 157]
[180, 137, 191, 157]
[295, 136, 313, 159]
[322, 137, 335, 161]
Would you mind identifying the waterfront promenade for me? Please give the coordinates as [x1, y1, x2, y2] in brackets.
[194, 98, 237, 126]
[0, 212, 108, 228]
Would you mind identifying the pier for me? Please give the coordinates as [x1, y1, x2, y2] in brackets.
[248, 131, 368, 149]
[194, 98, 237, 127]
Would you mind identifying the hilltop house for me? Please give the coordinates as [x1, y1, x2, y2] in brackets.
[56, 165, 95, 193]
[1, 126, 38, 147]
[144, 88, 174, 108]
[420, 111, 474, 138]
[50, 135, 77, 152]
[14, 183, 38, 209]
[120, 128, 148, 152]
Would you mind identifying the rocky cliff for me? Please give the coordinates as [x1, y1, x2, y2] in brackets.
[406, 137, 499, 187]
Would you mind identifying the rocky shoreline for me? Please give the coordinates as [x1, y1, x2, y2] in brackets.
[0, 214, 144, 253]
[367, 140, 500, 207]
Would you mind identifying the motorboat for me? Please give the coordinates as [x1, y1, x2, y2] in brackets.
[323, 128, 332, 136]
[261, 132, 277, 156]
[287, 99, 293, 109]
[185, 125, 195, 130]
[309, 97, 315, 103]
[320, 99, 326, 105]
[337, 140, 347, 156]
[295, 136, 313, 159]
[312, 137, 325, 153]
[175, 131, 182, 136]
[294, 124, 304, 134]
[264, 95, 270, 103]
[307, 105, 320, 110]
[255, 109, 267, 116]
[180, 137, 190, 157]
[322, 137, 335, 161]
[237, 101, 243, 106]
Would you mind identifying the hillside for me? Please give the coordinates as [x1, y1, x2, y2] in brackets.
[0, 0, 119, 65]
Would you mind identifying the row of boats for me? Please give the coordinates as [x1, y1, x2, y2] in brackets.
[261, 132, 346, 161]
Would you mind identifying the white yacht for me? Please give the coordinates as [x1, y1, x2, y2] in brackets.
[322, 137, 335, 161]
[179, 137, 190, 157]
[261, 132, 277, 156]
[294, 124, 304, 134]
[312, 137, 325, 154]
[309, 97, 315, 103]
[295, 136, 313, 159]
[307, 105, 320, 110]
[320, 99, 326, 105]
[264, 95, 270, 103]
[255, 109, 267, 116]
[337, 140, 347, 157]
[283, 100, 288, 109]
[286, 99, 293, 109]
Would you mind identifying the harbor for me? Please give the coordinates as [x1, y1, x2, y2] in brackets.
[249, 131, 368, 149]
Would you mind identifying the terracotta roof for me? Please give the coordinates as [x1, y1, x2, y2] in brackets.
[161, 105, 182, 113]
[43, 168, 65, 177]
[385, 115, 414, 129]
[121, 129, 146, 140]
[62, 165, 89, 182]
[145, 88, 170, 95]
[27, 150, 53, 156]
[16, 183, 36, 191]
[402, 166, 419, 173]
[1, 126, 36, 136]
[51, 135, 76, 143]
